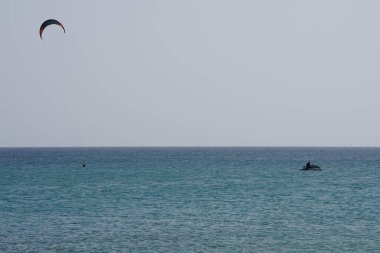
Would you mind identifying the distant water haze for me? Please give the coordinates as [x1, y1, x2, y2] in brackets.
[2, 1, 380, 147]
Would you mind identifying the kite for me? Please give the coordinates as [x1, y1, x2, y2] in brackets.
[39, 19, 65, 39]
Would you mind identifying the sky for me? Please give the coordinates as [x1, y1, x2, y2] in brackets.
[1, 0, 380, 147]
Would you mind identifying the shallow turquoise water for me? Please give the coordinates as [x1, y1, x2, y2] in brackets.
[1, 147, 379, 252]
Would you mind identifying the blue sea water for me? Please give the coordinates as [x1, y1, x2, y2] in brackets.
[0, 147, 379, 252]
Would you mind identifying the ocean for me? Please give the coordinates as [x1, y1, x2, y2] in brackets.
[0, 147, 379, 252]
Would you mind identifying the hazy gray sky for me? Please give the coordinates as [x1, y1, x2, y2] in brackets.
[1, 0, 380, 147]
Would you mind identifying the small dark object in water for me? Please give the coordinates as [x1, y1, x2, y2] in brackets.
[82, 161, 86, 168]
[301, 164, 322, 171]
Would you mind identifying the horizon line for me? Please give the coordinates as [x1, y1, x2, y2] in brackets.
[1, 145, 380, 149]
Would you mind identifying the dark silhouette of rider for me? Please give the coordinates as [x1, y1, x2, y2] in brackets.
[306, 161, 311, 169]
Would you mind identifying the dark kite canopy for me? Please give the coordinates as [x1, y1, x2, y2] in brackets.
[39, 19, 65, 39]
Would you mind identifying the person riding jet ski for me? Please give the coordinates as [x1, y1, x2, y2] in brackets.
[301, 161, 322, 170]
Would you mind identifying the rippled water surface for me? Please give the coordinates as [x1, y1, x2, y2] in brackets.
[1, 147, 379, 252]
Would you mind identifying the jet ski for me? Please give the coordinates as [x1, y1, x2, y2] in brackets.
[300, 164, 322, 171]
